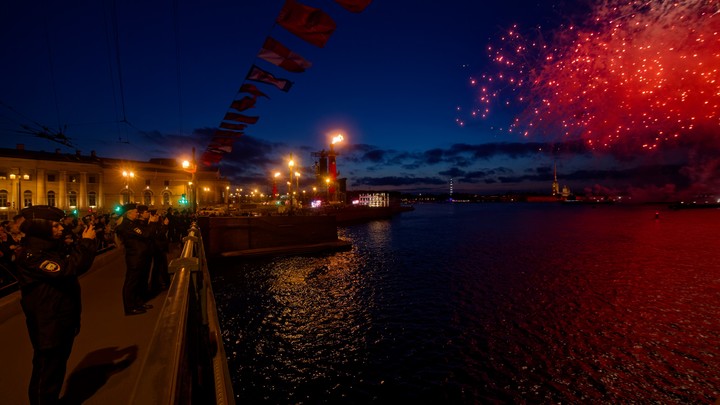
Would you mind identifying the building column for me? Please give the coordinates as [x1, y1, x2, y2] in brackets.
[97, 172, 104, 211]
[79, 172, 87, 209]
[59, 171, 67, 209]
[36, 168, 45, 205]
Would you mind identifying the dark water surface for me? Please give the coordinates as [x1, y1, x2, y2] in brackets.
[211, 203, 720, 403]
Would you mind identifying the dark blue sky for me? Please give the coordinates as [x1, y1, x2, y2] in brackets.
[0, 1, 701, 198]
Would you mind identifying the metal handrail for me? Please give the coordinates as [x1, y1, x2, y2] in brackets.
[130, 223, 235, 404]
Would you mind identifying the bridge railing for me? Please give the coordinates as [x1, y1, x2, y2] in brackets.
[130, 222, 235, 404]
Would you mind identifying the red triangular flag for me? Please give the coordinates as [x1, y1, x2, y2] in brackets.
[276, 0, 337, 48]
[200, 151, 223, 166]
[259, 37, 313, 73]
[230, 96, 256, 112]
[210, 137, 236, 146]
[214, 129, 245, 137]
[239, 83, 270, 99]
[334, 0, 372, 13]
[207, 145, 232, 154]
[246, 65, 293, 92]
[219, 122, 247, 131]
[223, 112, 260, 124]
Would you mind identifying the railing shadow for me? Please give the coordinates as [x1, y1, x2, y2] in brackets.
[60, 345, 138, 404]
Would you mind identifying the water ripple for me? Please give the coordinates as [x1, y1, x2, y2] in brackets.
[213, 204, 720, 403]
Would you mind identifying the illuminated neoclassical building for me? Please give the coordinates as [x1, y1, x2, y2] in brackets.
[0, 145, 230, 220]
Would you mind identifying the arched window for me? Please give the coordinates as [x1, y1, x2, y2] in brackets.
[162, 191, 171, 206]
[143, 190, 152, 206]
[47, 191, 56, 207]
[121, 190, 131, 204]
[0, 190, 7, 207]
[68, 190, 77, 207]
[23, 191, 32, 208]
[88, 191, 97, 207]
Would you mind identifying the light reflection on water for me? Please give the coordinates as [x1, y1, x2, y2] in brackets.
[212, 204, 720, 403]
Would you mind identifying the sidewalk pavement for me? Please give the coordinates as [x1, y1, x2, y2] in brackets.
[0, 247, 169, 404]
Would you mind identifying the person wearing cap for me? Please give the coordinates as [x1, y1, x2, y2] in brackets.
[115, 203, 160, 315]
[14, 205, 97, 404]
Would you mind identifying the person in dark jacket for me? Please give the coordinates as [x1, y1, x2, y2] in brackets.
[148, 209, 171, 293]
[115, 203, 159, 315]
[15, 205, 97, 405]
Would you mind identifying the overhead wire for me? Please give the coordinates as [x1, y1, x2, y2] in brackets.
[110, 0, 131, 143]
[173, 0, 184, 137]
[43, 9, 62, 133]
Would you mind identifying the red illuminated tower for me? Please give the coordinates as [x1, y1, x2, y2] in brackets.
[328, 142, 337, 196]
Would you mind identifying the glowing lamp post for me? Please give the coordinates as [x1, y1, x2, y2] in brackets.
[288, 154, 295, 212]
[182, 147, 198, 214]
[273, 172, 280, 197]
[122, 170, 134, 204]
[9, 171, 29, 210]
[328, 134, 343, 202]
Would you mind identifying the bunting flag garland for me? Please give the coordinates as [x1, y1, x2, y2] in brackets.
[209, 137, 236, 146]
[202, 0, 369, 168]
[230, 96, 256, 112]
[334, 0, 372, 13]
[219, 122, 248, 131]
[259, 37, 313, 73]
[276, 0, 337, 48]
[208, 145, 233, 154]
[239, 83, 270, 99]
[223, 112, 260, 124]
[247, 65, 293, 92]
[201, 151, 223, 166]
[214, 129, 245, 137]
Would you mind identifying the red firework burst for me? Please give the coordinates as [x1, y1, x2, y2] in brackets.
[474, 0, 720, 152]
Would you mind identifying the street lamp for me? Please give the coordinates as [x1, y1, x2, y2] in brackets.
[9, 171, 29, 210]
[181, 147, 197, 214]
[203, 187, 210, 204]
[273, 172, 281, 197]
[325, 177, 330, 200]
[288, 154, 295, 210]
[328, 134, 343, 202]
[122, 170, 135, 204]
[226, 185, 230, 212]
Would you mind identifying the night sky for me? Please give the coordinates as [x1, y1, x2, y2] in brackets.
[1, 1, 718, 200]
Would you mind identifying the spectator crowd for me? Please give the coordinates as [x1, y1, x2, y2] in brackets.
[0, 207, 196, 298]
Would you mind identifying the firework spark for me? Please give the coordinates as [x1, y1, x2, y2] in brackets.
[471, 0, 720, 152]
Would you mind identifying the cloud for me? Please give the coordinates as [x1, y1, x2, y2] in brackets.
[160, 131, 702, 196]
[352, 176, 447, 187]
[438, 167, 465, 177]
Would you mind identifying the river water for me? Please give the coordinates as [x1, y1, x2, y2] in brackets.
[211, 203, 720, 403]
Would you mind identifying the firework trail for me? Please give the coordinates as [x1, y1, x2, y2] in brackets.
[472, 0, 720, 153]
